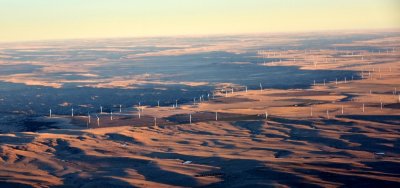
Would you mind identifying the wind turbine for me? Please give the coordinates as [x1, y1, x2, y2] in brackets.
[110, 111, 113, 120]
[87, 113, 90, 129]
[49, 109, 52, 118]
[71, 107, 74, 117]
[260, 83, 263, 92]
[189, 114, 192, 125]
[96, 115, 100, 127]
[119, 105, 122, 113]
[341, 105, 344, 115]
[263, 53, 266, 65]
[100, 106, 103, 114]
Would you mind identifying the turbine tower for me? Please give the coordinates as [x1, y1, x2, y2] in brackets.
[96, 115, 100, 127]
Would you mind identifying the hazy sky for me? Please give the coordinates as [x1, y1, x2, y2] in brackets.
[0, 0, 399, 42]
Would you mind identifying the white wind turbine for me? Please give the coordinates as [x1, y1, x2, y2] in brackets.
[87, 113, 90, 129]
[96, 115, 100, 127]
[341, 105, 344, 115]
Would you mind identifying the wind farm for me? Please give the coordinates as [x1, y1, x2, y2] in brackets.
[0, 31, 399, 187]
[0, 0, 400, 187]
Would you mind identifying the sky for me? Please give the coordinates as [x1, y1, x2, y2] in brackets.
[0, 0, 399, 42]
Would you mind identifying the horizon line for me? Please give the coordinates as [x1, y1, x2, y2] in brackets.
[1, 27, 399, 45]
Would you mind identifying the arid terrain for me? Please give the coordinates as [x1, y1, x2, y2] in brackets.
[1, 32, 400, 187]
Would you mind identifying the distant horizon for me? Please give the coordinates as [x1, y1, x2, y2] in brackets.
[1, 27, 399, 44]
